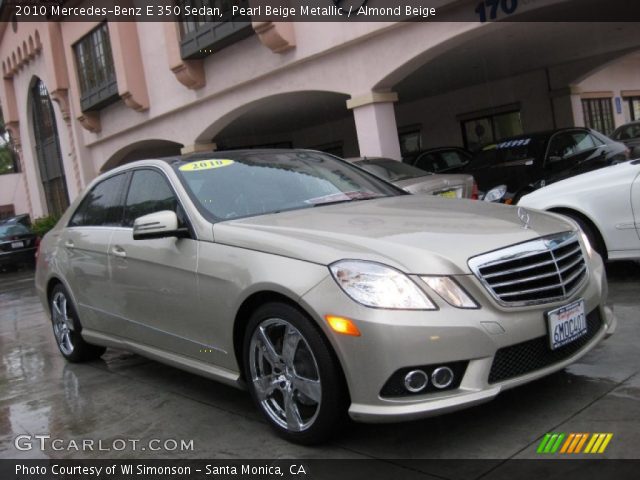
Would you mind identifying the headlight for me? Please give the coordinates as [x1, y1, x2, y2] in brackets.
[421, 276, 479, 309]
[579, 230, 594, 258]
[483, 184, 507, 202]
[329, 260, 436, 310]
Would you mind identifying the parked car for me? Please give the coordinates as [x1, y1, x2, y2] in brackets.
[0, 220, 37, 270]
[611, 121, 640, 158]
[463, 128, 630, 203]
[0, 213, 31, 228]
[36, 149, 615, 444]
[347, 157, 476, 199]
[403, 147, 473, 174]
[518, 159, 640, 261]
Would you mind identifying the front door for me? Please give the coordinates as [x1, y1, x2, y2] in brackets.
[108, 168, 204, 358]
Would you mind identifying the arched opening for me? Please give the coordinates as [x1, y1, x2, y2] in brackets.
[376, 22, 640, 153]
[199, 91, 354, 157]
[29, 77, 69, 216]
[101, 139, 184, 172]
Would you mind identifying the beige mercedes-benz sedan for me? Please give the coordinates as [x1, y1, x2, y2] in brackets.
[35, 150, 616, 444]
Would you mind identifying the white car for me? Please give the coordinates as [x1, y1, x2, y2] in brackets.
[519, 159, 640, 260]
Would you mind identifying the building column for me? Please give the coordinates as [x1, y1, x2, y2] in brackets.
[347, 92, 402, 160]
[550, 85, 585, 128]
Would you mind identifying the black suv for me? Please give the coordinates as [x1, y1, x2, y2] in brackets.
[463, 128, 629, 203]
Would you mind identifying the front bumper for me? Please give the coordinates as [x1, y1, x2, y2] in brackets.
[300, 254, 613, 423]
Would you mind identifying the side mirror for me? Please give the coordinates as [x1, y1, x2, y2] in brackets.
[133, 211, 189, 240]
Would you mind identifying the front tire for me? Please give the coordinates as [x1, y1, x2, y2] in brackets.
[50, 284, 106, 362]
[243, 302, 348, 444]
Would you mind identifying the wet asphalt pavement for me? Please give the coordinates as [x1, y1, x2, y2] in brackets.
[0, 263, 639, 467]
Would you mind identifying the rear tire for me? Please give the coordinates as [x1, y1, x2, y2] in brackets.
[50, 284, 106, 362]
[243, 302, 348, 445]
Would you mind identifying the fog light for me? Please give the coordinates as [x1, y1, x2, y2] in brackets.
[404, 370, 428, 392]
[431, 367, 454, 389]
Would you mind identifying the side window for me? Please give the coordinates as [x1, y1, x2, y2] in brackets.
[440, 151, 468, 170]
[572, 131, 596, 153]
[69, 173, 126, 227]
[123, 170, 183, 228]
[415, 153, 440, 172]
[589, 132, 604, 146]
[548, 133, 577, 161]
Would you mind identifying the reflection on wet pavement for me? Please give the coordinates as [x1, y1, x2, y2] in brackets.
[1, 262, 639, 465]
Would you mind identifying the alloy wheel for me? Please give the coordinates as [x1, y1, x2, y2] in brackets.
[249, 318, 322, 432]
[51, 291, 75, 356]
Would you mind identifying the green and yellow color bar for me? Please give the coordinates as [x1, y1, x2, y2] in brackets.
[536, 433, 613, 454]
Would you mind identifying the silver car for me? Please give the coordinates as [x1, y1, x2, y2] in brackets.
[611, 121, 640, 158]
[36, 149, 615, 444]
[347, 157, 476, 198]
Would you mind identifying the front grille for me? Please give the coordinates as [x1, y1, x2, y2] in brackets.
[488, 308, 602, 384]
[469, 232, 587, 306]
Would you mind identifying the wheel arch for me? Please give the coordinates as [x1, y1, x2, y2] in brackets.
[45, 275, 84, 330]
[232, 290, 349, 395]
[547, 206, 608, 260]
[46, 276, 63, 303]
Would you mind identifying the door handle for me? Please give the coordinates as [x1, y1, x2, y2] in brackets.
[64, 240, 74, 248]
[111, 245, 127, 258]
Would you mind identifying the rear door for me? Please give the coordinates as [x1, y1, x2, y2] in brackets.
[108, 168, 203, 356]
[60, 173, 128, 332]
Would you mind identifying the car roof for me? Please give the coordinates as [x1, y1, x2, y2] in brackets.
[163, 148, 327, 164]
[101, 149, 335, 176]
[614, 121, 640, 129]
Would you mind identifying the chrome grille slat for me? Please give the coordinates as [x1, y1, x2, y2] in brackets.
[499, 283, 565, 297]
[557, 255, 584, 274]
[468, 232, 588, 307]
[481, 258, 557, 279]
[489, 270, 560, 289]
[477, 248, 549, 269]
[562, 263, 587, 285]
[554, 245, 582, 262]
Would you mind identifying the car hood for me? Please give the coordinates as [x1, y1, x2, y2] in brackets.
[213, 195, 574, 275]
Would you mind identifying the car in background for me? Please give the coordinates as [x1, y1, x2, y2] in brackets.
[403, 147, 473, 174]
[0, 220, 37, 270]
[611, 121, 640, 158]
[35, 149, 614, 444]
[0, 213, 31, 228]
[518, 159, 640, 261]
[348, 157, 476, 199]
[463, 128, 629, 204]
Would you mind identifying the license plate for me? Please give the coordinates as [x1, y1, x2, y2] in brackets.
[437, 188, 461, 199]
[547, 299, 587, 350]
[11, 241, 24, 249]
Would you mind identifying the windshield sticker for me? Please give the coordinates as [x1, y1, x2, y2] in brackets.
[497, 138, 531, 149]
[179, 159, 234, 171]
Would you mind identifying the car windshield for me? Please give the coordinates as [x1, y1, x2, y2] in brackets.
[355, 158, 430, 181]
[174, 151, 403, 221]
[0, 224, 31, 239]
[468, 136, 546, 167]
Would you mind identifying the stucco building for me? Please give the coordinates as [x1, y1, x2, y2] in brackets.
[1, 0, 640, 219]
